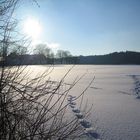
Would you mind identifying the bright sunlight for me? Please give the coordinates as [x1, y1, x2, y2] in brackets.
[23, 18, 42, 40]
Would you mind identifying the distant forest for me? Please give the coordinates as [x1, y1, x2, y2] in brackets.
[1, 51, 140, 66]
[78, 51, 140, 64]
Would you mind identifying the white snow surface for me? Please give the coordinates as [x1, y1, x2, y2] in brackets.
[28, 65, 140, 140]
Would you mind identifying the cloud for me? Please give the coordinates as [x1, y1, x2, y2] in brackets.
[29, 40, 60, 54]
[32, 40, 60, 49]
[46, 42, 60, 49]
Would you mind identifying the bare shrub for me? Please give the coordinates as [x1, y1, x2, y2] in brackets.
[0, 1, 94, 140]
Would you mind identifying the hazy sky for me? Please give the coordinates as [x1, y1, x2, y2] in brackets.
[16, 0, 140, 55]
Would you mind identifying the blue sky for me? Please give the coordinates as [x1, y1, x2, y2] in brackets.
[16, 0, 140, 55]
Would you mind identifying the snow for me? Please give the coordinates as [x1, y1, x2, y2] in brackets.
[28, 65, 140, 140]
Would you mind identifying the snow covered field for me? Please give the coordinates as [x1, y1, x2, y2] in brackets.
[28, 65, 140, 140]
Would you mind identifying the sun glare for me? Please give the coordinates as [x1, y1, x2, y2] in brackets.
[23, 18, 42, 39]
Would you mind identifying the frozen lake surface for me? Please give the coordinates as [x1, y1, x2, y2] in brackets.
[28, 65, 140, 140]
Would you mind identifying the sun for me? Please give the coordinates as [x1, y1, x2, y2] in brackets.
[23, 18, 42, 39]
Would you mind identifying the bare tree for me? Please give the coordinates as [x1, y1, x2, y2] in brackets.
[56, 50, 72, 64]
[33, 43, 54, 64]
[0, 1, 95, 140]
[33, 44, 53, 58]
[8, 45, 27, 56]
[63, 51, 72, 58]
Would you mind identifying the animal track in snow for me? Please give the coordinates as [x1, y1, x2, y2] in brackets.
[67, 95, 100, 139]
[129, 75, 140, 98]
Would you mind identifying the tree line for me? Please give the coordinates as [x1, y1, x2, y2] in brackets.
[0, 43, 79, 65]
[78, 51, 140, 64]
[1, 43, 140, 65]
[0, 44, 140, 65]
